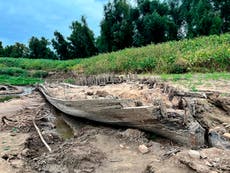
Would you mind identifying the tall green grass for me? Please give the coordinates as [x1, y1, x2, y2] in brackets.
[0, 58, 81, 71]
[0, 58, 81, 85]
[0, 34, 229, 76]
[0, 75, 43, 85]
[0, 67, 46, 85]
[73, 34, 230, 74]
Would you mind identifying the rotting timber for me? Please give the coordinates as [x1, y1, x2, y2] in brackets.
[1, 78, 230, 173]
[38, 76, 212, 148]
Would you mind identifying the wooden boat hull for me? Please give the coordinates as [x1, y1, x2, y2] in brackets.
[38, 84, 205, 147]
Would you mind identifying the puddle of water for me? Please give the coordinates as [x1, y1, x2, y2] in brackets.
[0, 86, 33, 102]
[54, 115, 74, 140]
[0, 86, 35, 97]
[51, 107, 74, 140]
[18, 86, 34, 96]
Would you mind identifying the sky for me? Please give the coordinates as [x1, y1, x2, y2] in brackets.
[0, 0, 108, 46]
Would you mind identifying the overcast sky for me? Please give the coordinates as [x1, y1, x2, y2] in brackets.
[0, 0, 108, 46]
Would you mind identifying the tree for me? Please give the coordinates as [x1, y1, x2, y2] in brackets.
[0, 41, 4, 57]
[3, 45, 13, 57]
[10, 43, 29, 58]
[52, 31, 70, 60]
[211, 0, 230, 33]
[99, 0, 133, 52]
[220, 0, 230, 32]
[167, 0, 182, 39]
[29, 36, 57, 59]
[98, 3, 114, 52]
[133, 0, 177, 45]
[143, 12, 169, 44]
[180, 0, 223, 37]
[68, 16, 97, 58]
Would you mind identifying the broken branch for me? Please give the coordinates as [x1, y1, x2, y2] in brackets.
[33, 118, 52, 153]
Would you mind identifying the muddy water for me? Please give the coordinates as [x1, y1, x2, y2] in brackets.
[54, 114, 74, 139]
[53, 110, 112, 140]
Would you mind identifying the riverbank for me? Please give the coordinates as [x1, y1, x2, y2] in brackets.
[0, 79, 230, 172]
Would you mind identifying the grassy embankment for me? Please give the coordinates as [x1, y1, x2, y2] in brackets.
[74, 34, 230, 74]
[0, 34, 229, 85]
[0, 58, 81, 85]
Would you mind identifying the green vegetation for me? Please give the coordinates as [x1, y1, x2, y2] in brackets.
[1, 0, 229, 60]
[64, 78, 76, 84]
[0, 66, 47, 85]
[0, 58, 81, 71]
[0, 65, 46, 85]
[160, 72, 230, 81]
[0, 57, 81, 85]
[98, 0, 229, 53]
[74, 34, 230, 74]
[0, 34, 229, 81]
[0, 75, 43, 85]
[0, 96, 19, 103]
[0, 67, 28, 76]
[159, 72, 230, 92]
[29, 37, 57, 59]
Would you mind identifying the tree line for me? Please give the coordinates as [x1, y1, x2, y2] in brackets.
[0, 0, 229, 60]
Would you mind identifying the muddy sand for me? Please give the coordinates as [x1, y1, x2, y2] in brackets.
[0, 81, 230, 173]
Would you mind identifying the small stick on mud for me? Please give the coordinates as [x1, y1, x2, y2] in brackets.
[33, 118, 52, 153]
[163, 147, 181, 158]
[33, 104, 52, 152]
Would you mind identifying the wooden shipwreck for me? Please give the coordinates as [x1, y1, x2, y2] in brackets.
[38, 84, 205, 147]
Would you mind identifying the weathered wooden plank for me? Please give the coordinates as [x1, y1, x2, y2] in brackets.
[38, 84, 205, 147]
[174, 91, 207, 98]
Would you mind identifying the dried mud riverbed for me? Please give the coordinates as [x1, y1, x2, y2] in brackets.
[0, 82, 230, 173]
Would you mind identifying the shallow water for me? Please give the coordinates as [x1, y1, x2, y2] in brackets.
[0, 86, 35, 97]
[54, 115, 75, 140]
[53, 111, 96, 140]
[18, 86, 34, 96]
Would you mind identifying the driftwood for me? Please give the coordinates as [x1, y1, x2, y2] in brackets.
[38, 84, 205, 147]
[60, 83, 83, 88]
[33, 118, 52, 152]
[33, 104, 52, 152]
[163, 147, 181, 158]
[173, 91, 207, 99]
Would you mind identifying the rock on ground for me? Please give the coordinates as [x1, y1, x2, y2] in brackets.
[175, 147, 230, 173]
